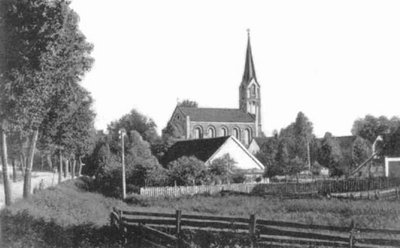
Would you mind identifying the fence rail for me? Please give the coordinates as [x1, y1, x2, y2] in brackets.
[139, 177, 400, 199]
[110, 208, 400, 248]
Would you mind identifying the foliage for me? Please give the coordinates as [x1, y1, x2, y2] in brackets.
[91, 131, 162, 196]
[107, 109, 160, 148]
[0, 0, 94, 198]
[351, 115, 400, 144]
[318, 132, 344, 176]
[167, 156, 209, 186]
[161, 122, 183, 145]
[382, 127, 400, 157]
[231, 171, 246, 184]
[178, 99, 198, 108]
[352, 136, 372, 166]
[208, 154, 236, 184]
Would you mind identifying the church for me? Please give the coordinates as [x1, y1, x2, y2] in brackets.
[165, 32, 263, 147]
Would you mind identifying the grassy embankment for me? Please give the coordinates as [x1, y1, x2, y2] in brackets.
[0, 178, 127, 248]
[1, 177, 400, 247]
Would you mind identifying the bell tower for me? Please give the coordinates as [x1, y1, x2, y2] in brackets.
[239, 30, 262, 136]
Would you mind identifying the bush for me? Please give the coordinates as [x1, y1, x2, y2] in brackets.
[167, 156, 209, 186]
[231, 172, 246, 184]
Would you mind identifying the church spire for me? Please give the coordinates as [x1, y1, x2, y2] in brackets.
[242, 29, 257, 83]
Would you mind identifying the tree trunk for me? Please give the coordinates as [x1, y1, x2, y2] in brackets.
[23, 129, 39, 198]
[47, 154, 53, 170]
[65, 159, 69, 178]
[71, 157, 76, 179]
[78, 156, 83, 177]
[12, 158, 17, 182]
[1, 127, 12, 206]
[58, 151, 62, 183]
[20, 154, 26, 177]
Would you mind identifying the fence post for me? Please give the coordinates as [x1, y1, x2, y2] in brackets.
[117, 209, 127, 244]
[348, 220, 356, 248]
[396, 187, 399, 200]
[175, 210, 182, 248]
[249, 214, 256, 248]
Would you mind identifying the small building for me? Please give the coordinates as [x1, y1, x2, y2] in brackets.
[161, 136, 264, 175]
[247, 137, 272, 154]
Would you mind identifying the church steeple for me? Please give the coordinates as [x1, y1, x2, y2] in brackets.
[239, 29, 262, 137]
[242, 29, 257, 84]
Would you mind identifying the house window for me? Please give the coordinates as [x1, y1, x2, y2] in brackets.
[208, 126, 215, 138]
[194, 127, 203, 139]
[233, 128, 240, 140]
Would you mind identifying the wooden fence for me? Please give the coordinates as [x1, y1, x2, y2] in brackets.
[139, 177, 400, 198]
[110, 208, 400, 248]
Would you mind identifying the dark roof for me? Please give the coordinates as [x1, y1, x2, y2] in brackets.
[242, 31, 257, 84]
[253, 137, 273, 146]
[161, 136, 230, 166]
[178, 107, 255, 123]
[334, 136, 357, 154]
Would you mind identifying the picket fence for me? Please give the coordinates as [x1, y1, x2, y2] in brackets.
[139, 177, 400, 198]
[139, 183, 257, 198]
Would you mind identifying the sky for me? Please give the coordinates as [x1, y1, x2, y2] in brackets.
[70, 0, 400, 138]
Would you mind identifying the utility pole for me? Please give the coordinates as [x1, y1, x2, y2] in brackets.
[119, 129, 126, 200]
[307, 141, 311, 171]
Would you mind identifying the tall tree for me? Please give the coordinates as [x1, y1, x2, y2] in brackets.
[351, 115, 400, 144]
[352, 136, 372, 166]
[107, 109, 160, 149]
[318, 132, 344, 176]
[0, 0, 93, 198]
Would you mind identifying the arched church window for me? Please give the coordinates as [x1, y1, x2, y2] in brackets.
[221, 127, 228, 137]
[208, 126, 216, 138]
[244, 128, 252, 146]
[194, 127, 203, 139]
[233, 128, 240, 140]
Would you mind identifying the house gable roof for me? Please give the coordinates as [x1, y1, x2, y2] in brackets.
[161, 136, 230, 166]
[178, 107, 255, 123]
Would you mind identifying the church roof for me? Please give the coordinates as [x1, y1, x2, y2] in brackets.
[242, 30, 257, 84]
[161, 136, 230, 166]
[178, 107, 255, 123]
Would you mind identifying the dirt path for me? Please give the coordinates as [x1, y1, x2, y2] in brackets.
[0, 171, 66, 208]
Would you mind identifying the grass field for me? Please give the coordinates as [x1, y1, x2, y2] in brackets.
[1, 178, 400, 247]
[127, 193, 400, 230]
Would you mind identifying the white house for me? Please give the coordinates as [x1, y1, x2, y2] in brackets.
[161, 136, 264, 174]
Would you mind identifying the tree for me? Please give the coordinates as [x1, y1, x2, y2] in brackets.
[0, 0, 93, 199]
[351, 115, 400, 144]
[208, 154, 236, 184]
[318, 132, 344, 177]
[107, 109, 160, 149]
[178, 99, 198, 108]
[352, 136, 372, 166]
[167, 156, 208, 186]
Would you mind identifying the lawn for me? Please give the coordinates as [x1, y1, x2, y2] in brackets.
[127, 193, 400, 230]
